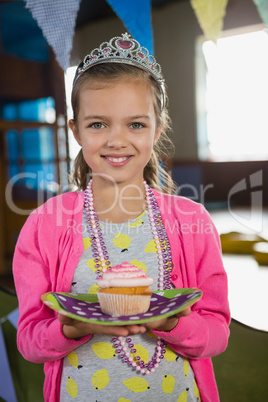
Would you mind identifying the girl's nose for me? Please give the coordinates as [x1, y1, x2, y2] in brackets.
[107, 127, 127, 148]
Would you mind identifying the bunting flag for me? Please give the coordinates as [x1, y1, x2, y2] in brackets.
[190, 0, 228, 43]
[253, 0, 268, 26]
[106, 0, 154, 54]
[25, 0, 82, 70]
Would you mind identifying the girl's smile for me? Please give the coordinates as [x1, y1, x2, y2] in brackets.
[70, 79, 162, 186]
[101, 154, 133, 167]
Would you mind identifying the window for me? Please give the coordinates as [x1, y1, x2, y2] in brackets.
[196, 25, 268, 161]
[65, 66, 81, 169]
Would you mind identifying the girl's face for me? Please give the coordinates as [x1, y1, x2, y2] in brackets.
[70, 79, 162, 186]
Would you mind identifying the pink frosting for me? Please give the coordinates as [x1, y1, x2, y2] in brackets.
[97, 261, 153, 288]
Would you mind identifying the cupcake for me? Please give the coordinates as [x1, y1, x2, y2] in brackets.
[97, 262, 153, 317]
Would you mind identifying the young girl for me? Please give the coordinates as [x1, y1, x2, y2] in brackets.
[13, 33, 230, 402]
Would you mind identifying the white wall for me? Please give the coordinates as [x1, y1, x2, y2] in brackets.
[71, 0, 262, 160]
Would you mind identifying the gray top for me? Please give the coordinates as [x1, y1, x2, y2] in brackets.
[60, 210, 200, 401]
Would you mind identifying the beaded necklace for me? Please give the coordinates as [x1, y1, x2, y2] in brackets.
[84, 179, 173, 375]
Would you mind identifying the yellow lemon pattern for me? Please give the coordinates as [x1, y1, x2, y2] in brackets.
[86, 258, 97, 272]
[123, 377, 150, 392]
[178, 388, 189, 402]
[162, 374, 176, 394]
[183, 359, 190, 377]
[130, 344, 149, 364]
[61, 209, 200, 401]
[164, 345, 178, 362]
[193, 379, 200, 399]
[147, 330, 157, 338]
[113, 233, 131, 252]
[127, 218, 144, 228]
[66, 376, 78, 399]
[82, 237, 92, 250]
[92, 342, 116, 359]
[92, 369, 110, 390]
[144, 239, 158, 253]
[67, 351, 82, 369]
[130, 259, 147, 273]
[87, 284, 99, 294]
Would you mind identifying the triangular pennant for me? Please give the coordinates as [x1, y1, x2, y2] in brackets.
[0, 325, 18, 401]
[191, 0, 229, 43]
[106, 0, 154, 54]
[25, 0, 82, 70]
[8, 308, 19, 329]
[253, 0, 268, 26]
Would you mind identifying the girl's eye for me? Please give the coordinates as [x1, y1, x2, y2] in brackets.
[90, 122, 104, 129]
[130, 122, 145, 129]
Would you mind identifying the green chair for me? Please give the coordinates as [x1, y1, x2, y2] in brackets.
[0, 286, 44, 402]
[212, 318, 268, 402]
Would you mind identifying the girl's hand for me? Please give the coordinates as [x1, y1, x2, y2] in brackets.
[57, 313, 147, 339]
[144, 307, 191, 332]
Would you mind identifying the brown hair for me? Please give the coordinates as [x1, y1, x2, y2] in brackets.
[70, 63, 175, 194]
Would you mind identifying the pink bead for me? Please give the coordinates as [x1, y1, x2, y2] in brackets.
[156, 358, 161, 363]
[136, 365, 140, 371]
[155, 363, 159, 368]
[146, 370, 150, 375]
[151, 368, 155, 373]
[141, 369, 145, 374]
[132, 362, 136, 367]
[118, 336, 122, 341]
[123, 347, 127, 352]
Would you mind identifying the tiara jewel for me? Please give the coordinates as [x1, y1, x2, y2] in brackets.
[74, 33, 166, 109]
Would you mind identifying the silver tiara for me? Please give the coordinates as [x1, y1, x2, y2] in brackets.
[74, 32, 166, 110]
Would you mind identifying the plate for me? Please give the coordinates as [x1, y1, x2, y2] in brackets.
[41, 288, 202, 326]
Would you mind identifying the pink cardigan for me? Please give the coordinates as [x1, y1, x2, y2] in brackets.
[13, 190, 230, 401]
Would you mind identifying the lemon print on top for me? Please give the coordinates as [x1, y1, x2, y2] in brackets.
[144, 239, 158, 253]
[88, 284, 99, 294]
[193, 379, 200, 398]
[164, 345, 177, 362]
[67, 350, 83, 369]
[83, 237, 92, 250]
[130, 344, 149, 364]
[127, 218, 144, 228]
[92, 342, 116, 359]
[92, 368, 109, 391]
[127, 210, 146, 228]
[86, 258, 97, 272]
[178, 387, 189, 402]
[147, 330, 157, 338]
[113, 233, 131, 253]
[67, 376, 78, 399]
[123, 377, 150, 392]
[118, 398, 132, 402]
[183, 359, 190, 377]
[130, 259, 147, 274]
[162, 374, 176, 394]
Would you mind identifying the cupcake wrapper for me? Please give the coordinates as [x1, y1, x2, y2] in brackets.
[97, 293, 151, 317]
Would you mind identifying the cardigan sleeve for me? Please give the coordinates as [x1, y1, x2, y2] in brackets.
[152, 203, 230, 360]
[13, 205, 91, 364]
